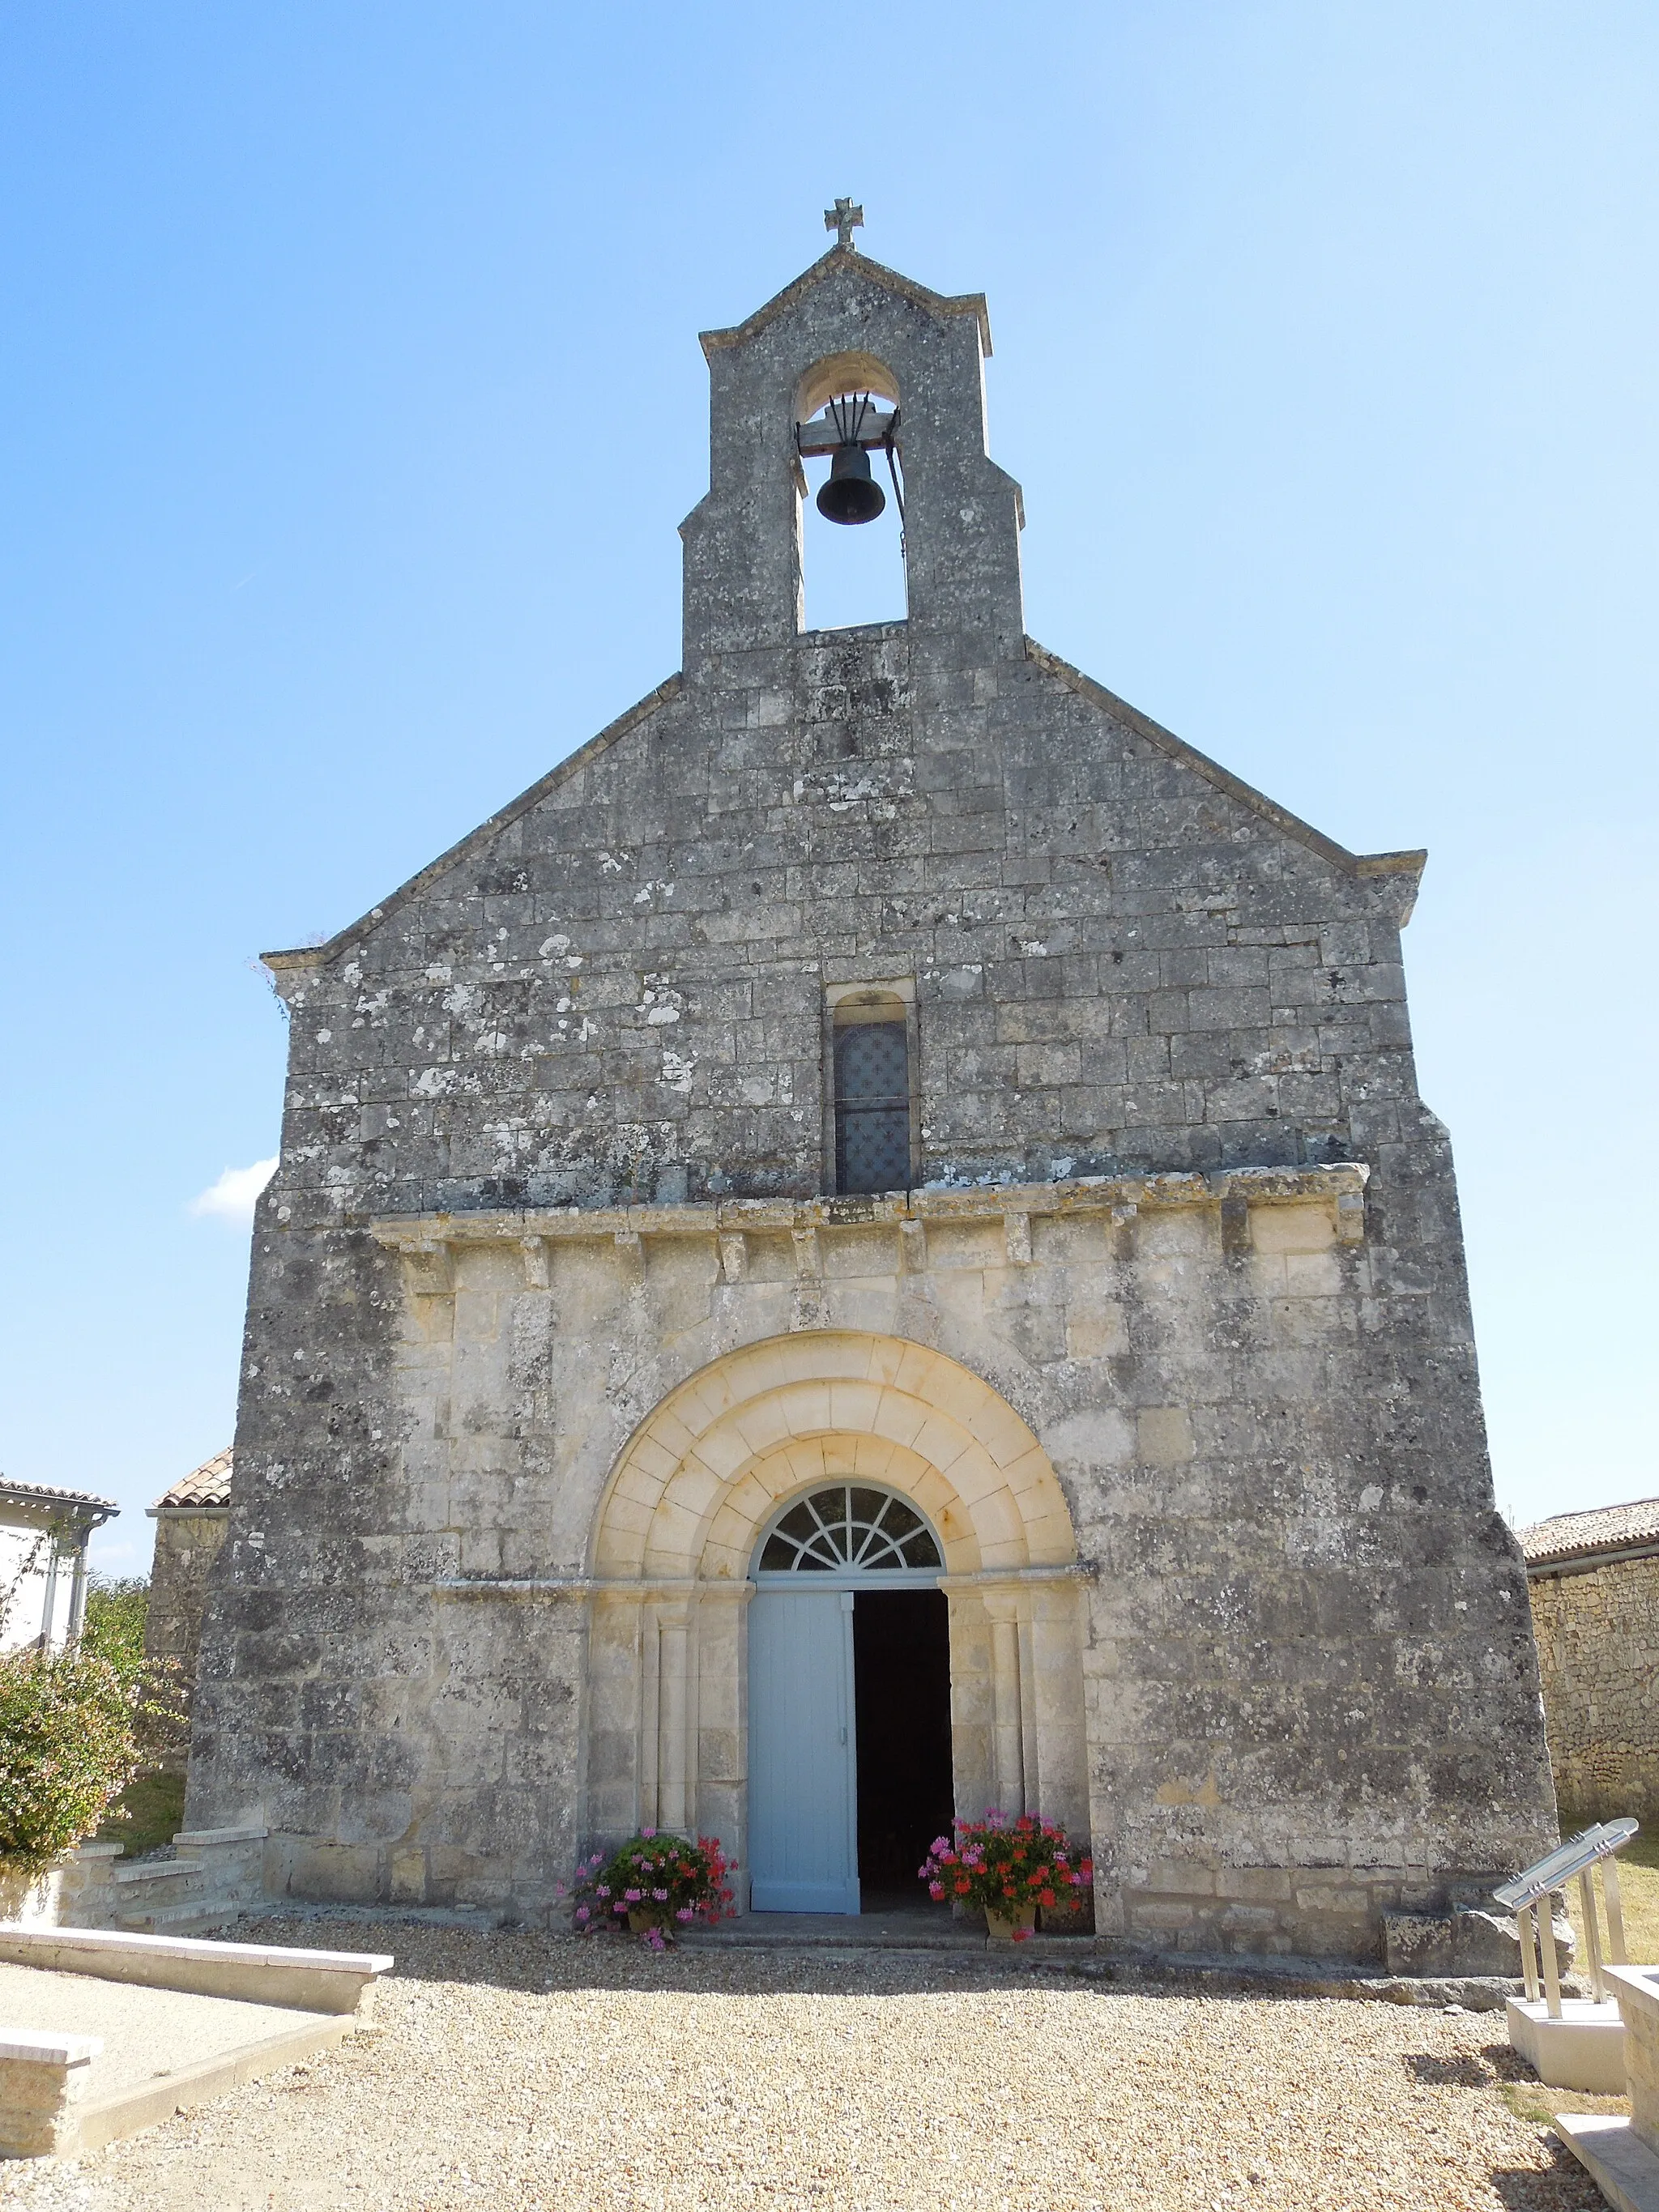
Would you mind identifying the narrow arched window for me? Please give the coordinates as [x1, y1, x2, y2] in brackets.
[833, 994, 912, 1195]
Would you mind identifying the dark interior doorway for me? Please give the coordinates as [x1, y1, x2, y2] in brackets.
[852, 1588, 954, 1902]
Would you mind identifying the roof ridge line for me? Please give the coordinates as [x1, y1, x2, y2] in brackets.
[262, 675, 684, 974]
[1524, 1493, 1659, 1528]
[1023, 638, 1427, 891]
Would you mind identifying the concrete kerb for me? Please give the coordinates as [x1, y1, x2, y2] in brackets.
[1552, 1963, 1659, 2211]
[69, 2011, 357, 2159]
[0, 1926, 392, 2017]
[1507, 1994, 1628, 2093]
[0, 1926, 392, 2158]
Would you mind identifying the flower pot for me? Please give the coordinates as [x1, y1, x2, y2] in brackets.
[984, 1904, 1037, 1943]
[627, 1907, 666, 1935]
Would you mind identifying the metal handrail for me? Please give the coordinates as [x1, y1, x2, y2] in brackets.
[1495, 1818, 1640, 2017]
[1494, 1819, 1639, 1912]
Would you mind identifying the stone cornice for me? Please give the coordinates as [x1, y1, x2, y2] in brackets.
[435, 1561, 1095, 1600]
[370, 1162, 1369, 1269]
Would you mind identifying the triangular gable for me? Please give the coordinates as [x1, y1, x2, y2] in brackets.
[1024, 639, 1426, 910]
[699, 245, 992, 361]
[263, 639, 1424, 976]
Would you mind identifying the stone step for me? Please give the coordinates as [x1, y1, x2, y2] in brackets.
[111, 1855, 206, 1886]
[112, 1899, 238, 1937]
[108, 1875, 214, 1911]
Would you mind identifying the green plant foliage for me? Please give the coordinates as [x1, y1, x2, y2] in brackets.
[0, 1644, 149, 1873]
[82, 1575, 151, 1671]
[99, 1768, 187, 1860]
[0, 1568, 186, 1876]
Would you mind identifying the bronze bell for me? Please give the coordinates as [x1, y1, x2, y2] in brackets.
[817, 441, 885, 526]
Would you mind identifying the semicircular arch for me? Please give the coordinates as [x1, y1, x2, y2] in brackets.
[797, 350, 900, 420]
[591, 1331, 1074, 1583]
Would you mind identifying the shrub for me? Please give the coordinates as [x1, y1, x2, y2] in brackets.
[0, 1645, 150, 1873]
[566, 1831, 735, 1950]
[919, 1811, 1094, 1937]
[0, 1571, 183, 1875]
[82, 1575, 151, 1672]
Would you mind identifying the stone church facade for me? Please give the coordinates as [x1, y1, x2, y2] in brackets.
[186, 226, 1556, 1958]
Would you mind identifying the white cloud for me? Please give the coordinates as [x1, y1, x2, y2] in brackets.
[190, 1156, 277, 1225]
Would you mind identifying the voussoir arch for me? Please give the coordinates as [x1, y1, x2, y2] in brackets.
[591, 1330, 1075, 1583]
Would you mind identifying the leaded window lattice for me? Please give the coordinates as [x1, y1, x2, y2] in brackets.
[834, 1021, 911, 1195]
[758, 1485, 943, 1574]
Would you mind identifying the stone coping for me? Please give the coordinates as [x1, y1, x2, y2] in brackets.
[370, 1163, 1370, 1256]
[0, 2027, 100, 2067]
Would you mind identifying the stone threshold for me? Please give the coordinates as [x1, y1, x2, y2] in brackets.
[683, 1920, 1555, 2012]
[370, 1162, 1370, 1279]
[1060, 1953, 1563, 2014]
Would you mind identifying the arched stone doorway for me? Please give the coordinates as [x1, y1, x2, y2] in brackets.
[582, 1331, 1089, 1911]
[748, 1481, 952, 1913]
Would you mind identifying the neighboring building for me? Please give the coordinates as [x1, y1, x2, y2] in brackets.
[0, 1478, 118, 1652]
[185, 215, 1556, 1958]
[1522, 1497, 1659, 1824]
[145, 1449, 233, 1767]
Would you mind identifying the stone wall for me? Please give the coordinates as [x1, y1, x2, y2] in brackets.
[1529, 1554, 1659, 1822]
[145, 1511, 229, 1770]
[185, 241, 1557, 1961]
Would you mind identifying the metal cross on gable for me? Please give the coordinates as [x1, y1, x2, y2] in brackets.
[824, 198, 864, 251]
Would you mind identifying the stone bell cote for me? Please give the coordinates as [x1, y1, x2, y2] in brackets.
[680, 227, 1026, 669]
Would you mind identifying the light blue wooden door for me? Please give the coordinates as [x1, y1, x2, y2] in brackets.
[748, 1588, 859, 1914]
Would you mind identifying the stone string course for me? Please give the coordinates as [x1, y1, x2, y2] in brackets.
[184, 240, 1555, 1962]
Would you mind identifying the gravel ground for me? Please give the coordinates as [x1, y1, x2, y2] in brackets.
[0, 1920, 1606, 2212]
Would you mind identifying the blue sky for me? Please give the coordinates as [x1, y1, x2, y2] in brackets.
[2, 3, 1653, 1571]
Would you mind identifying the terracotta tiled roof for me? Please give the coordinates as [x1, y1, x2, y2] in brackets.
[152, 1448, 233, 1512]
[0, 1477, 118, 1516]
[1520, 1496, 1659, 1568]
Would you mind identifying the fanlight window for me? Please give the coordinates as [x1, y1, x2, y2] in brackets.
[758, 1485, 943, 1574]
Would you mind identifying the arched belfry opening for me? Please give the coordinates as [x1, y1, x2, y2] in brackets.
[682, 207, 1021, 662]
[795, 353, 906, 633]
[582, 1332, 1090, 1919]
